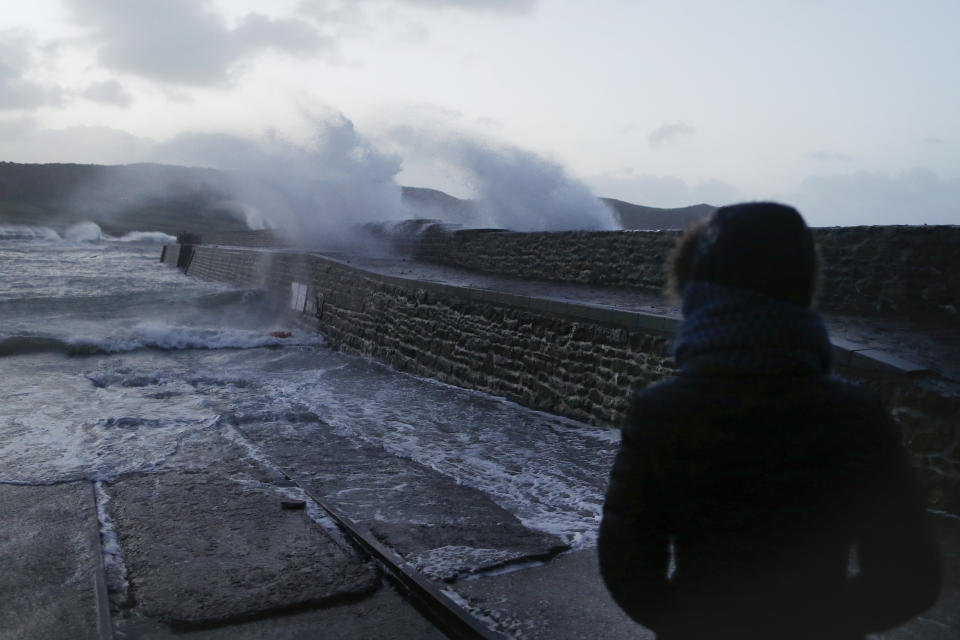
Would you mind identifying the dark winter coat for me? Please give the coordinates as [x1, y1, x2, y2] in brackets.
[599, 372, 942, 639]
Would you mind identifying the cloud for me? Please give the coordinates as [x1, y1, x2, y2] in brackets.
[0, 30, 63, 110]
[924, 137, 945, 145]
[0, 121, 155, 164]
[81, 80, 133, 107]
[790, 167, 960, 226]
[232, 13, 325, 52]
[647, 122, 696, 147]
[396, 0, 536, 14]
[585, 169, 739, 208]
[297, 0, 534, 43]
[810, 150, 854, 162]
[300, 0, 536, 18]
[65, 0, 329, 85]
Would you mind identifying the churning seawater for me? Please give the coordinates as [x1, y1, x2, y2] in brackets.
[0, 223, 617, 549]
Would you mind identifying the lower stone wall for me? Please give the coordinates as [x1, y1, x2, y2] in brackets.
[178, 244, 959, 516]
[186, 245, 675, 427]
[833, 365, 960, 516]
[316, 265, 674, 427]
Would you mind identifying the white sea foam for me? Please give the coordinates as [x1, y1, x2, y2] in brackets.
[408, 546, 522, 582]
[3, 237, 615, 568]
[245, 357, 616, 549]
[68, 323, 325, 355]
[107, 231, 177, 244]
[0, 223, 176, 245]
[0, 355, 218, 483]
[94, 481, 130, 607]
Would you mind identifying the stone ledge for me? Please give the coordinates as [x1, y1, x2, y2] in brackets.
[307, 252, 932, 379]
[831, 337, 931, 376]
[849, 349, 931, 376]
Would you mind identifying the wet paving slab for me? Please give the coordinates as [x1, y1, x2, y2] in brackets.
[452, 550, 648, 640]
[114, 586, 446, 640]
[234, 415, 569, 582]
[105, 470, 378, 628]
[101, 427, 379, 630]
[0, 482, 108, 640]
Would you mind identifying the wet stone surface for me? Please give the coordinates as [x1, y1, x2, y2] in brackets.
[105, 466, 378, 626]
[237, 417, 569, 581]
[453, 549, 648, 640]
[0, 482, 104, 640]
[114, 585, 447, 640]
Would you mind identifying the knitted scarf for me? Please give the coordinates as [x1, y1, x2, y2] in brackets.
[673, 282, 832, 376]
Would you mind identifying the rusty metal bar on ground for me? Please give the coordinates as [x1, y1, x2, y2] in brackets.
[296, 482, 506, 640]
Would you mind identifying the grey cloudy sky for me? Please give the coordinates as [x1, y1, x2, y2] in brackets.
[0, 0, 958, 226]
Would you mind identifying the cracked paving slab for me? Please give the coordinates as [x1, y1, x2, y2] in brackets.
[103, 430, 379, 627]
[235, 417, 568, 581]
[452, 550, 649, 640]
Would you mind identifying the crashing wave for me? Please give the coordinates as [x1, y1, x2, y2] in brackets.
[0, 224, 62, 242]
[0, 325, 324, 358]
[63, 222, 104, 242]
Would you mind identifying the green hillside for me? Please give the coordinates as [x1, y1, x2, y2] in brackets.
[0, 162, 249, 235]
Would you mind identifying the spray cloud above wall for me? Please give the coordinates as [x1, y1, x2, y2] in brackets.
[152, 114, 405, 245]
[136, 112, 621, 241]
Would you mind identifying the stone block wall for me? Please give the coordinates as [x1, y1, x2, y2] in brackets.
[414, 227, 678, 291]
[814, 226, 960, 317]
[895, 379, 960, 516]
[833, 364, 960, 516]
[180, 229, 288, 248]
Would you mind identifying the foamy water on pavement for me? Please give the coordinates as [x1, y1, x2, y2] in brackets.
[0, 226, 618, 576]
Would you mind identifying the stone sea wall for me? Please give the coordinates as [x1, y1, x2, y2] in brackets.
[169, 240, 958, 515]
[195, 224, 960, 320]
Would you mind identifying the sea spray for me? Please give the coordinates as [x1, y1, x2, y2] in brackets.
[154, 115, 406, 248]
[387, 125, 619, 231]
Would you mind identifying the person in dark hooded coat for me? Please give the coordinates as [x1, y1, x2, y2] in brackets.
[598, 202, 941, 639]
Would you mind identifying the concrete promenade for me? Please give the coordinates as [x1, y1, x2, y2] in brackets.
[3, 251, 957, 639]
